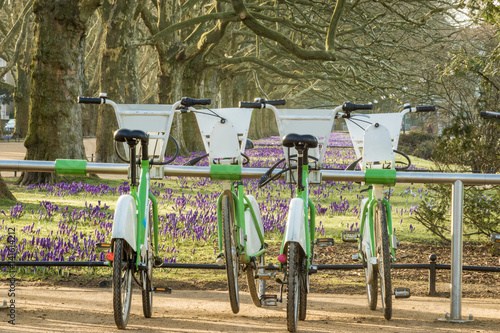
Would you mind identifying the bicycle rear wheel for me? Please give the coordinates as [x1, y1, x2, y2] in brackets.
[247, 255, 265, 307]
[374, 201, 392, 320]
[222, 194, 240, 314]
[112, 239, 133, 329]
[298, 252, 307, 321]
[286, 242, 301, 332]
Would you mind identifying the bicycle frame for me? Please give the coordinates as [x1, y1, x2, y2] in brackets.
[344, 105, 433, 259]
[79, 96, 207, 268]
[279, 161, 316, 268]
[359, 178, 396, 260]
[214, 178, 266, 263]
[343, 103, 435, 317]
[79, 94, 211, 328]
[107, 99, 186, 267]
[259, 103, 341, 267]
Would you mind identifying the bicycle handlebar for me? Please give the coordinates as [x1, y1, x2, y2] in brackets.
[239, 98, 286, 109]
[180, 97, 211, 107]
[78, 95, 211, 108]
[411, 105, 436, 113]
[342, 102, 373, 112]
[78, 96, 105, 104]
[481, 111, 500, 119]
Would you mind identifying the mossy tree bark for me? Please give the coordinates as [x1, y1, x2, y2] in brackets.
[95, 0, 142, 163]
[0, 175, 16, 201]
[20, 0, 101, 185]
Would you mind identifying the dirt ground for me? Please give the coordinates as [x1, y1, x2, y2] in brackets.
[1, 139, 500, 332]
[0, 284, 499, 333]
[1, 238, 499, 332]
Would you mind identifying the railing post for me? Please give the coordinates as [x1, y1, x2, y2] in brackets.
[440, 180, 472, 322]
[428, 254, 437, 296]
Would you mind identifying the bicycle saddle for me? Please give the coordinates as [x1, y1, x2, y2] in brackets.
[282, 133, 318, 149]
[114, 128, 149, 144]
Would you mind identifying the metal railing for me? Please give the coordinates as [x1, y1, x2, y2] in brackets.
[1, 160, 500, 321]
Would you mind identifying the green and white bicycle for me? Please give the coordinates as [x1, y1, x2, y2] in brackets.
[79, 94, 210, 329]
[185, 104, 278, 313]
[341, 103, 435, 320]
[241, 99, 372, 332]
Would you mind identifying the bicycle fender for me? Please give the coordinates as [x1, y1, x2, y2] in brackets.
[282, 198, 307, 254]
[244, 195, 264, 256]
[112, 195, 137, 252]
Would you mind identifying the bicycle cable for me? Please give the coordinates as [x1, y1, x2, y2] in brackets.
[187, 107, 228, 123]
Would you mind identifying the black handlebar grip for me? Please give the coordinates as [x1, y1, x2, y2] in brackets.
[180, 97, 211, 107]
[265, 99, 286, 106]
[239, 101, 263, 109]
[342, 102, 373, 112]
[78, 97, 103, 104]
[415, 105, 436, 112]
[481, 111, 500, 119]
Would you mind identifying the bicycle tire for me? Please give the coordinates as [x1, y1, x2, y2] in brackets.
[112, 239, 133, 329]
[298, 252, 307, 321]
[141, 209, 153, 318]
[222, 194, 240, 314]
[286, 243, 300, 332]
[375, 201, 392, 320]
[247, 255, 265, 307]
[363, 248, 378, 310]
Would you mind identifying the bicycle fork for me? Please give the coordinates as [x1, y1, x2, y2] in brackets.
[215, 181, 266, 265]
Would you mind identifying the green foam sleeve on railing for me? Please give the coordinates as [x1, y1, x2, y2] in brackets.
[210, 164, 242, 180]
[55, 159, 87, 175]
[365, 168, 396, 185]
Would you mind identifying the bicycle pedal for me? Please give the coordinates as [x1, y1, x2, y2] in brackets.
[96, 242, 111, 250]
[351, 253, 360, 261]
[215, 253, 225, 266]
[316, 238, 334, 247]
[258, 271, 276, 280]
[154, 257, 163, 267]
[153, 287, 172, 294]
[342, 230, 359, 242]
[275, 278, 284, 285]
[260, 295, 278, 307]
[394, 287, 411, 299]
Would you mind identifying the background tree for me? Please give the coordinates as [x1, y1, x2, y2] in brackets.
[94, 0, 143, 163]
[20, 0, 101, 184]
[0, 0, 33, 138]
[414, 6, 500, 242]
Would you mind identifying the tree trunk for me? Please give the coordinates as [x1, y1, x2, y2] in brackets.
[20, 0, 100, 185]
[155, 43, 191, 157]
[181, 57, 207, 153]
[12, 21, 32, 139]
[0, 175, 16, 201]
[95, 0, 141, 163]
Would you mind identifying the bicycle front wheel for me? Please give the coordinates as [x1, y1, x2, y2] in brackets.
[141, 211, 154, 318]
[286, 242, 302, 332]
[374, 201, 392, 320]
[222, 194, 240, 314]
[363, 249, 378, 311]
[112, 239, 133, 329]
